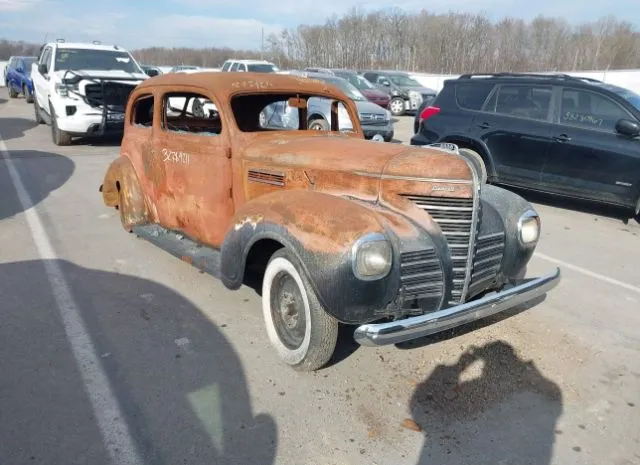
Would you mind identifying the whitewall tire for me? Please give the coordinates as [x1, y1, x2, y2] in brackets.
[261, 248, 338, 371]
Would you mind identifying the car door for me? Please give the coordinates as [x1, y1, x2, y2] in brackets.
[6, 58, 18, 90]
[541, 86, 640, 207]
[33, 46, 52, 108]
[471, 83, 555, 186]
[153, 88, 234, 247]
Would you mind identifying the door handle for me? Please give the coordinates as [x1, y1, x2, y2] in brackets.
[477, 122, 490, 129]
[553, 134, 572, 142]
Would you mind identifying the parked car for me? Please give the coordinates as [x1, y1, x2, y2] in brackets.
[331, 69, 390, 109]
[99, 71, 560, 372]
[5, 55, 37, 102]
[266, 70, 394, 141]
[31, 39, 148, 145]
[411, 72, 640, 219]
[221, 59, 279, 73]
[168, 65, 200, 73]
[3, 56, 16, 87]
[358, 69, 437, 117]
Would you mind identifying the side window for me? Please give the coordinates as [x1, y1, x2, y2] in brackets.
[487, 84, 552, 121]
[39, 47, 52, 73]
[230, 62, 239, 72]
[457, 82, 494, 110]
[132, 94, 154, 128]
[560, 88, 631, 132]
[162, 92, 222, 136]
[364, 73, 377, 83]
[221, 62, 231, 71]
[256, 97, 354, 132]
[240, 64, 247, 72]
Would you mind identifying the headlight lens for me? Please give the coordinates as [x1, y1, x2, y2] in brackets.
[518, 211, 540, 246]
[352, 233, 392, 280]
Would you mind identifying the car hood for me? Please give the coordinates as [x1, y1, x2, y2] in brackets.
[241, 133, 473, 189]
[53, 69, 148, 82]
[354, 99, 388, 115]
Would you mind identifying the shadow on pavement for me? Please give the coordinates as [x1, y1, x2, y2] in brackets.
[0, 150, 75, 221]
[0, 117, 38, 141]
[0, 260, 278, 465]
[410, 340, 562, 465]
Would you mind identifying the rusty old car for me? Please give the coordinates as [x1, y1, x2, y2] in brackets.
[100, 71, 561, 371]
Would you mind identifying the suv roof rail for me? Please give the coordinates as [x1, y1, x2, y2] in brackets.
[457, 72, 603, 83]
[55, 38, 65, 43]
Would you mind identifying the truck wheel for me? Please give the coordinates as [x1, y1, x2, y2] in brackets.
[458, 147, 488, 184]
[50, 105, 72, 146]
[261, 248, 338, 371]
[23, 84, 34, 103]
[308, 118, 329, 131]
[389, 97, 405, 116]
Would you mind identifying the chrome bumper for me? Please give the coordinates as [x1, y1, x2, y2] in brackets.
[354, 268, 561, 346]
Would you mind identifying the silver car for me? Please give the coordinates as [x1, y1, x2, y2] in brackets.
[261, 71, 394, 142]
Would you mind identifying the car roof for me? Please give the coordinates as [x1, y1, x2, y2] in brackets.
[47, 42, 128, 52]
[137, 71, 349, 100]
[225, 59, 274, 64]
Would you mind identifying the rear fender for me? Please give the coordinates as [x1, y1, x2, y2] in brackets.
[100, 156, 150, 227]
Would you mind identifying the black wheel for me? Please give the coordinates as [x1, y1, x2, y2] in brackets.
[33, 92, 44, 124]
[458, 147, 488, 184]
[50, 104, 72, 146]
[261, 248, 338, 371]
[389, 97, 405, 117]
[308, 118, 329, 131]
[23, 84, 34, 103]
[8, 85, 18, 98]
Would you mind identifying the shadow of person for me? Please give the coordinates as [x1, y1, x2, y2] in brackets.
[0, 150, 75, 221]
[410, 341, 562, 465]
[0, 260, 277, 465]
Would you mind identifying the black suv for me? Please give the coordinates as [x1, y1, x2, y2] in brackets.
[411, 73, 640, 217]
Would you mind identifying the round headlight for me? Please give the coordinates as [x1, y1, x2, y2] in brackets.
[517, 210, 540, 247]
[352, 233, 392, 280]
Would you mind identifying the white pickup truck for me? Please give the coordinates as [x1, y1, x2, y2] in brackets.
[31, 40, 148, 146]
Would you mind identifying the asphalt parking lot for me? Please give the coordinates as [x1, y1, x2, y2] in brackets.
[1, 87, 639, 465]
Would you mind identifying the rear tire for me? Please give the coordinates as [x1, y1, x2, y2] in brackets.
[261, 248, 338, 371]
[8, 85, 18, 98]
[23, 84, 33, 103]
[308, 117, 330, 131]
[33, 92, 44, 124]
[458, 147, 488, 184]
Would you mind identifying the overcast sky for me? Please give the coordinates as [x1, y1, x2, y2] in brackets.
[0, 0, 635, 50]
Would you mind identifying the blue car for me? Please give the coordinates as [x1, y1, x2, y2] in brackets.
[5, 56, 37, 103]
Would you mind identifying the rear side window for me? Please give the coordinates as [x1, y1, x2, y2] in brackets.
[456, 82, 494, 110]
[485, 84, 552, 121]
[132, 94, 154, 128]
[230, 62, 239, 71]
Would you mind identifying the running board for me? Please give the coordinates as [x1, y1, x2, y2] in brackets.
[132, 224, 222, 278]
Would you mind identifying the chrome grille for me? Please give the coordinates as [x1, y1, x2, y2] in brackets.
[401, 195, 475, 304]
[399, 249, 443, 301]
[358, 112, 388, 126]
[470, 232, 505, 290]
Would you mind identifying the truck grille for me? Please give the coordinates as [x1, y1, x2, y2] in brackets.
[358, 112, 388, 126]
[469, 232, 505, 291]
[84, 82, 135, 108]
[399, 249, 443, 302]
[401, 195, 476, 304]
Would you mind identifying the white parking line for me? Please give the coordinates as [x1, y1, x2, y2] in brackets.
[535, 252, 640, 295]
[0, 136, 142, 465]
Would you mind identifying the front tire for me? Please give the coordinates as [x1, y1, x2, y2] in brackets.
[8, 85, 18, 98]
[33, 92, 45, 124]
[23, 84, 34, 103]
[50, 104, 72, 146]
[262, 248, 338, 371]
[389, 97, 406, 117]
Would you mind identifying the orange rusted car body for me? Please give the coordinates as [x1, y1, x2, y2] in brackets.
[100, 71, 559, 353]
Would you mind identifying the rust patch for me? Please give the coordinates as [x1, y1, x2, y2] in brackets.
[180, 255, 193, 264]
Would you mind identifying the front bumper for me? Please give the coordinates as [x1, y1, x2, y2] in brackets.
[354, 267, 561, 346]
[363, 125, 394, 141]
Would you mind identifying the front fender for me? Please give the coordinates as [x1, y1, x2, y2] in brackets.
[100, 156, 149, 227]
[220, 190, 403, 323]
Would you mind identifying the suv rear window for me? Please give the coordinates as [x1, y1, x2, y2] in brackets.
[456, 82, 494, 110]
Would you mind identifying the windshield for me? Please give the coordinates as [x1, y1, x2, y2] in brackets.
[319, 77, 367, 101]
[336, 72, 375, 90]
[54, 48, 143, 73]
[247, 63, 278, 73]
[389, 74, 421, 87]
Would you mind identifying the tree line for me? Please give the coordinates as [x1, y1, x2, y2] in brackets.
[1, 10, 639, 74]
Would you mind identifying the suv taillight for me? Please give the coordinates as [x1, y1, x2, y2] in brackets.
[419, 105, 440, 122]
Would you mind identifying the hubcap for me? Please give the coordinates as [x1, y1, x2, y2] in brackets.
[270, 271, 306, 350]
[391, 99, 403, 113]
